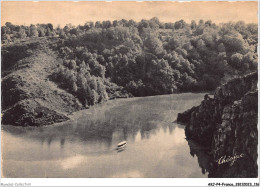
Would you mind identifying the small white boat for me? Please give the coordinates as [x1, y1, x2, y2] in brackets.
[117, 141, 127, 149]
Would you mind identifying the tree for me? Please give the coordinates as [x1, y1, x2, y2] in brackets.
[166, 37, 180, 50]
[191, 20, 197, 30]
[47, 18, 257, 98]
[38, 27, 46, 37]
[5, 22, 14, 29]
[17, 28, 27, 39]
[126, 80, 145, 96]
[149, 17, 160, 29]
[89, 78, 98, 91]
[59, 29, 66, 39]
[30, 25, 38, 37]
[93, 64, 106, 78]
[91, 89, 99, 105]
[113, 20, 118, 27]
[95, 21, 102, 28]
[144, 35, 164, 55]
[165, 23, 174, 29]
[69, 60, 77, 70]
[138, 19, 150, 33]
[242, 52, 257, 70]
[128, 19, 137, 27]
[199, 20, 204, 25]
[102, 20, 111, 29]
[72, 82, 78, 93]
[174, 20, 186, 29]
[46, 28, 54, 36]
[84, 21, 94, 30]
[222, 32, 245, 53]
[247, 23, 257, 35]
[84, 84, 92, 106]
[205, 20, 212, 27]
[47, 23, 54, 31]
[97, 80, 108, 102]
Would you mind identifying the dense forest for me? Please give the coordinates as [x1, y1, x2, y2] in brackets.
[2, 18, 258, 108]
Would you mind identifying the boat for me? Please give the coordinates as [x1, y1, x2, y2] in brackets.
[116, 141, 127, 149]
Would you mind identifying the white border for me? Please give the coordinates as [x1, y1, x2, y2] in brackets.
[1, 178, 260, 186]
[0, 0, 259, 186]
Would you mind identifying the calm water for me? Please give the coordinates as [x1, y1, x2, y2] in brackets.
[2, 93, 208, 178]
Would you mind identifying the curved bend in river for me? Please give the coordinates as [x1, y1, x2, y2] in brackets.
[2, 93, 210, 178]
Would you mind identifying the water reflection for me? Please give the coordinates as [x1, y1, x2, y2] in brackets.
[2, 93, 208, 178]
[3, 96, 187, 149]
[3, 120, 177, 151]
[117, 148, 126, 153]
[187, 140, 212, 177]
[60, 138, 65, 149]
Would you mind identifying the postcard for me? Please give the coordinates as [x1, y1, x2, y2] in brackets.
[1, 1, 258, 186]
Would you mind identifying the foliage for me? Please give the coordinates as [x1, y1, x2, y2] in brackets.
[2, 18, 258, 101]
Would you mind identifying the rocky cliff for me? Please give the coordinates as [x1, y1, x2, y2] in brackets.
[177, 72, 258, 177]
[1, 40, 82, 126]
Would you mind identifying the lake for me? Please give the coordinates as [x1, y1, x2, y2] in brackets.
[1, 93, 209, 178]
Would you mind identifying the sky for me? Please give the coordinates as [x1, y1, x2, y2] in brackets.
[1, 1, 258, 27]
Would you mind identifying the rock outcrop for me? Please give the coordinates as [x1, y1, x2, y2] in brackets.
[1, 42, 82, 126]
[177, 72, 258, 177]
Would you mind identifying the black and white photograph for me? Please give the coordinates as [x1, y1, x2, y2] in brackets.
[0, 1, 259, 185]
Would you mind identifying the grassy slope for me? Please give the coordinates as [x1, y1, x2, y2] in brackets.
[1, 39, 83, 126]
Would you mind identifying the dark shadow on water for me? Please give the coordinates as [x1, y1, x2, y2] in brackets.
[186, 139, 212, 177]
[186, 136, 258, 178]
[117, 148, 126, 153]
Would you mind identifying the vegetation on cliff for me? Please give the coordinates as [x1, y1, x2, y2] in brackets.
[1, 18, 258, 126]
[2, 19, 258, 95]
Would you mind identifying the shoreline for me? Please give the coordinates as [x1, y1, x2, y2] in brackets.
[2, 92, 208, 127]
